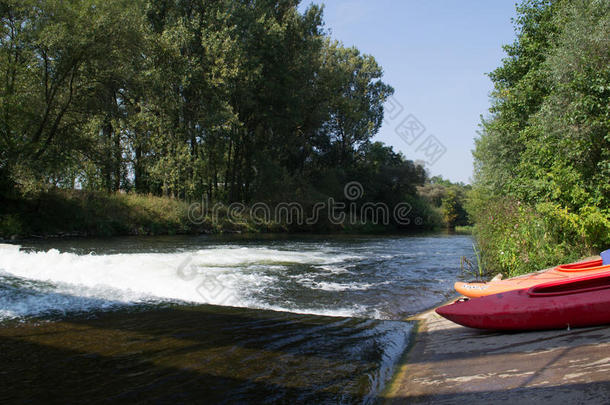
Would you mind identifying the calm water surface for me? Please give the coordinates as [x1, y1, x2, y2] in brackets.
[0, 233, 473, 403]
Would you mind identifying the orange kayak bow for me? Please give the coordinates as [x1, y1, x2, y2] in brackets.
[455, 258, 609, 298]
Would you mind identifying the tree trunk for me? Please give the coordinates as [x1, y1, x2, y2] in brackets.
[102, 117, 113, 192]
[113, 128, 121, 191]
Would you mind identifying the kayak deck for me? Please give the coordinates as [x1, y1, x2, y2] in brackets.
[455, 258, 609, 298]
[440, 271, 610, 330]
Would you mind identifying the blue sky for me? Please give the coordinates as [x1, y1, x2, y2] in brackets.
[299, 0, 518, 184]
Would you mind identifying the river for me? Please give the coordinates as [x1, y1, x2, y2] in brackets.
[0, 233, 473, 404]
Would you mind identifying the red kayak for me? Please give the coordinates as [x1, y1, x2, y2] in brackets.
[437, 271, 610, 330]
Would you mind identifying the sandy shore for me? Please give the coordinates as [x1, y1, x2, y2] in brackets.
[384, 259, 610, 404]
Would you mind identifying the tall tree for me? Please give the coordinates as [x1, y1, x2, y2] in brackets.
[320, 40, 394, 164]
[0, 0, 147, 191]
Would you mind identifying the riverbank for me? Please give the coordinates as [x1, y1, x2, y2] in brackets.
[383, 257, 610, 404]
[0, 189, 275, 239]
[0, 189, 444, 240]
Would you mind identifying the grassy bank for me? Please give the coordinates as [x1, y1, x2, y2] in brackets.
[468, 0, 609, 278]
[453, 225, 473, 235]
[468, 196, 609, 278]
[0, 189, 443, 240]
[0, 190, 264, 239]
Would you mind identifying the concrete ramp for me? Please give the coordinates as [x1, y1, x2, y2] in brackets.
[385, 305, 610, 404]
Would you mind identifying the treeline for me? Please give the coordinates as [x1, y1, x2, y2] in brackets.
[470, 0, 610, 276]
[418, 176, 471, 229]
[0, 0, 443, 236]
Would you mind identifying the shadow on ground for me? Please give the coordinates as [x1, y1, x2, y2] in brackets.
[385, 309, 610, 404]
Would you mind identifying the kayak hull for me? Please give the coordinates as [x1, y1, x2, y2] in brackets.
[455, 258, 609, 298]
[439, 272, 610, 330]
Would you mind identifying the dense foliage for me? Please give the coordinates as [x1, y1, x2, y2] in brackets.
[418, 176, 471, 229]
[470, 0, 610, 276]
[0, 0, 443, 236]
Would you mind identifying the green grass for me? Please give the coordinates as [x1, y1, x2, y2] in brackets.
[460, 242, 486, 280]
[468, 197, 599, 278]
[0, 190, 197, 238]
[0, 189, 438, 239]
[453, 225, 473, 235]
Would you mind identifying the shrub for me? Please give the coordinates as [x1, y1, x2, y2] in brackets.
[470, 196, 588, 278]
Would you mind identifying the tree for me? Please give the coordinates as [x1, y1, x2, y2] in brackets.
[0, 0, 413, 225]
[470, 0, 610, 275]
[0, 0, 149, 191]
[319, 40, 394, 164]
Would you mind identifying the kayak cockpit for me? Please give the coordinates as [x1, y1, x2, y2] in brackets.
[528, 272, 610, 297]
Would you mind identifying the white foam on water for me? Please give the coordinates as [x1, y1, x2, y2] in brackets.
[316, 265, 352, 274]
[0, 243, 21, 253]
[0, 244, 368, 320]
[315, 281, 376, 291]
[259, 302, 374, 319]
[0, 273, 155, 320]
[298, 280, 376, 292]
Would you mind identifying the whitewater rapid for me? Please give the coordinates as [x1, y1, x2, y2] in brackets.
[0, 243, 372, 320]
